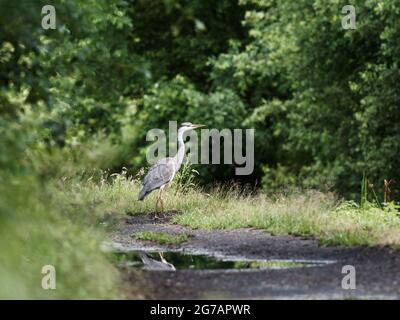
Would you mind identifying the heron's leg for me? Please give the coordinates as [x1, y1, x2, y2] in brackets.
[159, 187, 164, 212]
[154, 188, 163, 219]
[155, 192, 160, 213]
[160, 198, 164, 213]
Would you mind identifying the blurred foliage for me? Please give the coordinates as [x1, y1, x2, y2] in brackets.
[0, 174, 120, 299]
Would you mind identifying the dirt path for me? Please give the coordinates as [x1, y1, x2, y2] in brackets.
[110, 215, 400, 299]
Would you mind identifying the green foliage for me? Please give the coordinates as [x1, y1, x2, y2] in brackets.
[1, 1, 137, 138]
[216, 0, 400, 199]
[127, 0, 245, 85]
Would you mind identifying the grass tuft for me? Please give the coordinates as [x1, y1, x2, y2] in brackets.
[132, 231, 189, 245]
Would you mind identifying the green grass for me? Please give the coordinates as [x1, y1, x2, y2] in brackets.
[120, 172, 400, 248]
[233, 260, 306, 269]
[172, 190, 400, 248]
[132, 231, 190, 245]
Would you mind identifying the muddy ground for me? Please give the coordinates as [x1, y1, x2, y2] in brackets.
[109, 214, 400, 300]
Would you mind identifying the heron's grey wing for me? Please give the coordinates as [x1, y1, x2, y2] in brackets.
[138, 159, 175, 200]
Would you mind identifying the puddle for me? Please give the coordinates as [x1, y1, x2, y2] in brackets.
[112, 251, 334, 271]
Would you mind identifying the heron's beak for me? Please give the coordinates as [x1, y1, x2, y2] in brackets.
[192, 124, 205, 129]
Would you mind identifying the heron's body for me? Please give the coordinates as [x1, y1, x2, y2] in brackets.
[137, 157, 177, 201]
[137, 122, 204, 212]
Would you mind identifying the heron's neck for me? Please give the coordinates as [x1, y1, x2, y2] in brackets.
[173, 129, 186, 170]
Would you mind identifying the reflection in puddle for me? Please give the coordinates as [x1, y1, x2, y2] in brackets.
[113, 251, 334, 271]
[137, 251, 176, 270]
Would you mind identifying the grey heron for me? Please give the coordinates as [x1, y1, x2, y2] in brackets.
[138, 122, 204, 212]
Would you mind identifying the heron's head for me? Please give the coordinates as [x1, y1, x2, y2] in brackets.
[179, 122, 205, 132]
